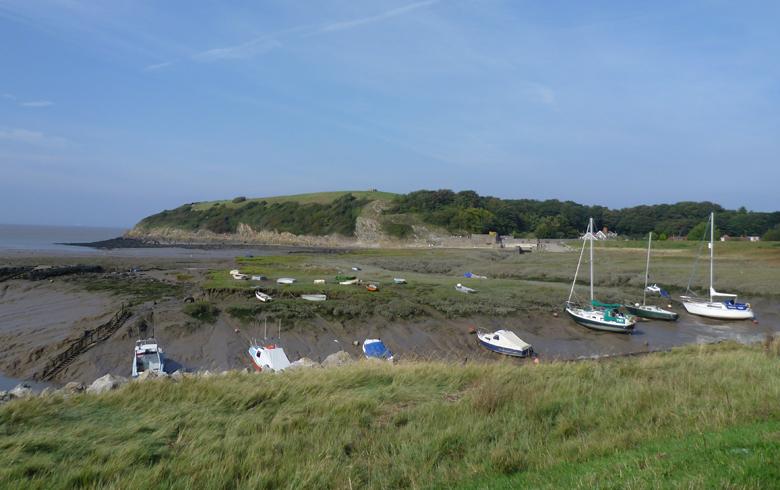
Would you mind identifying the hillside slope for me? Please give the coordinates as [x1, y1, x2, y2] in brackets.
[1, 342, 779, 488]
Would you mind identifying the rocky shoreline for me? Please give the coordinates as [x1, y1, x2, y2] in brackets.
[0, 350, 360, 405]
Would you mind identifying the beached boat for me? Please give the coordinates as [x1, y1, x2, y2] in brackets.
[255, 290, 272, 302]
[301, 294, 327, 301]
[276, 277, 296, 285]
[680, 212, 754, 320]
[464, 272, 488, 279]
[455, 283, 476, 294]
[565, 218, 636, 333]
[248, 342, 291, 372]
[230, 269, 249, 280]
[623, 232, 678, 321]
[366, 284, 378, 292]
[363, 338, 393, 361]
[393, 278, 407, 284]
[339, 278, 359, 285]
[313, 279, 326, 284]
[476, 329, 533, 357]
[251, 275, 267, 281]
[132, 338, 165, 378]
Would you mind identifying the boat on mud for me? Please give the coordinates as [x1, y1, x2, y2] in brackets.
[277, 277, 296, 285]
[393, 278, 407, 284]
[680, 212, 754, 320]
[230, 269, 249, 280]
[366, 284, 379, 292]
[255, 290, 272, 302]
[248, 342, 291, 372]
[339, 278, 359, 285]
[565, 218, 636, 333]
[132, 338, 165, 378]
[623, 232, 678, 321]
[455, 283, 476, 294]
[363, 338, 393, 361]
[301, 294, 327, 301]
[476, 329, 533, 357]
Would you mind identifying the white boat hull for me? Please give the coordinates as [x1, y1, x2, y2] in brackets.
[681, 299, 754, 320]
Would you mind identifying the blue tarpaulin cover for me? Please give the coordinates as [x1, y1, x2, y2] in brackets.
[363, 339, 392, 359]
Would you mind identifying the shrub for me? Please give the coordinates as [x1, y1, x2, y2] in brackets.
[232, 196, 247, 203]
[183, 301, 220, 323]
[382, 221, 414, 239]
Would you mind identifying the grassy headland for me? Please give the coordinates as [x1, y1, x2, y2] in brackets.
[2, 342, 779, 488]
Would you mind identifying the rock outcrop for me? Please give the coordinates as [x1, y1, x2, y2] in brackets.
[322, 351, 354, 368]
[87, 374, 129, 394]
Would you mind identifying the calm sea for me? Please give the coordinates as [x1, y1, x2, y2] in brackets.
[0, 224, 126, 253]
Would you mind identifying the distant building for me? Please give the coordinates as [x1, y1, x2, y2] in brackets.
[748, 236, 761, 242]
[721, 235, 761, 242]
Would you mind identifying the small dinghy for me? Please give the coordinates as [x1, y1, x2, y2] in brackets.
[277, 277, 296, 285]
[393, 278, 407, 284]
[339, 278, 360, 285]
[132, 338, 165, 377]
[455, 283, 477, 294]
[230, 269, 249, 280]
[313, 279, 326, 284]
[255, 290, 272, 302]
[363, 338, 393, 361]
[251, 275, 267, 281]
[301, 294, 327, 301]
[366, 284, 379, 292]
[476, 330, 533, 357]
[248, 342, 291, 372]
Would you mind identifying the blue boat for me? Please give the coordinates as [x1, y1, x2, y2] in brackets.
[362, 339, 394, 361]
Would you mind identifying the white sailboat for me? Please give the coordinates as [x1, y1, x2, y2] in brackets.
[680, 212, 754, 320]
[565, 218, 636, 333]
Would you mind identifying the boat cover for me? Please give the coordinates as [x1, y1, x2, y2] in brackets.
[363, 339, 393, 360]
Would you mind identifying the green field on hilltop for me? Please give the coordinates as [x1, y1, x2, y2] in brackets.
[191, 190, 399, 211]
[2, 342, 779, 489]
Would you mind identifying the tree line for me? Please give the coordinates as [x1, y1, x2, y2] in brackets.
[385, 190, 780, 239]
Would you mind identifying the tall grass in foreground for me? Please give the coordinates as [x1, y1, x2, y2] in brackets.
[1, 342, 779, 489]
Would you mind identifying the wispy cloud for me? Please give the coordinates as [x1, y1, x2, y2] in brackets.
[0, 127, 68, 146]
[20, 100, 54, 107]
[192, 38, 281, 62]
[144, 61, 173, 71]
[2, 93, 17, 101]
[319, 0, 439, 33]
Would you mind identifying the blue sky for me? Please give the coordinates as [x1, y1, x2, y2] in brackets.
[1, 0, 778, 227]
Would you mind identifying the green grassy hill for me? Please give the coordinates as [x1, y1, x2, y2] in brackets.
[2, 342, 779, 488]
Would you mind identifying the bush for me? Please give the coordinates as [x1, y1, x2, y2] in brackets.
[382, 221, 414, 239]
[183, 301, 220, 324]
[763, 224, 780, 241]
[232, 196, 247, 203]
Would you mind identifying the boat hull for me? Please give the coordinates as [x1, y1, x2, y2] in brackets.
[624, 304, 678, 321]
[477, 337, 532, 357]
[681, 300, 754, 320]
[565, 307, 635, 333]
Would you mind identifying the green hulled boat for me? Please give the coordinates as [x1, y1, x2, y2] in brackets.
[623, 232, 678, 321]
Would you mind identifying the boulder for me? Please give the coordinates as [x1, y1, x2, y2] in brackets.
[9, 384, 33, 399]
[321, 351, 354, 368]
[288, 357, 319, 370]
[136, 370, 167, 381]
[0, 390, 8, 402]
[62, 382, 86, 395]
[39, 387, 54, 397]
[170, 370, 185, 381]
[86, 374, 129, 394]
[199, 370, 214, 378]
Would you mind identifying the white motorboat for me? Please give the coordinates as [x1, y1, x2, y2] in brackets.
[301, 294, 327, 301]
[255, 290, 272, 302]
[339, 278, 359, 285]
[680, 212, 754, 320]
[277, 277, 296, 285]
[455, 283, 476, 294]
[132, 338, 165, 378]
[393, 278, 407, 284]
[248, 342, 291, 372]
[230, 270, 249, 280]
[476, 329, 533, 357]
[313, 279, 326, 284]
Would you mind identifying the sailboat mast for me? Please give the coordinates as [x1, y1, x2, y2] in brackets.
[643, 232, 652, 305]
[709, 212, 714, 302]
[589, 218, 594, 302]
